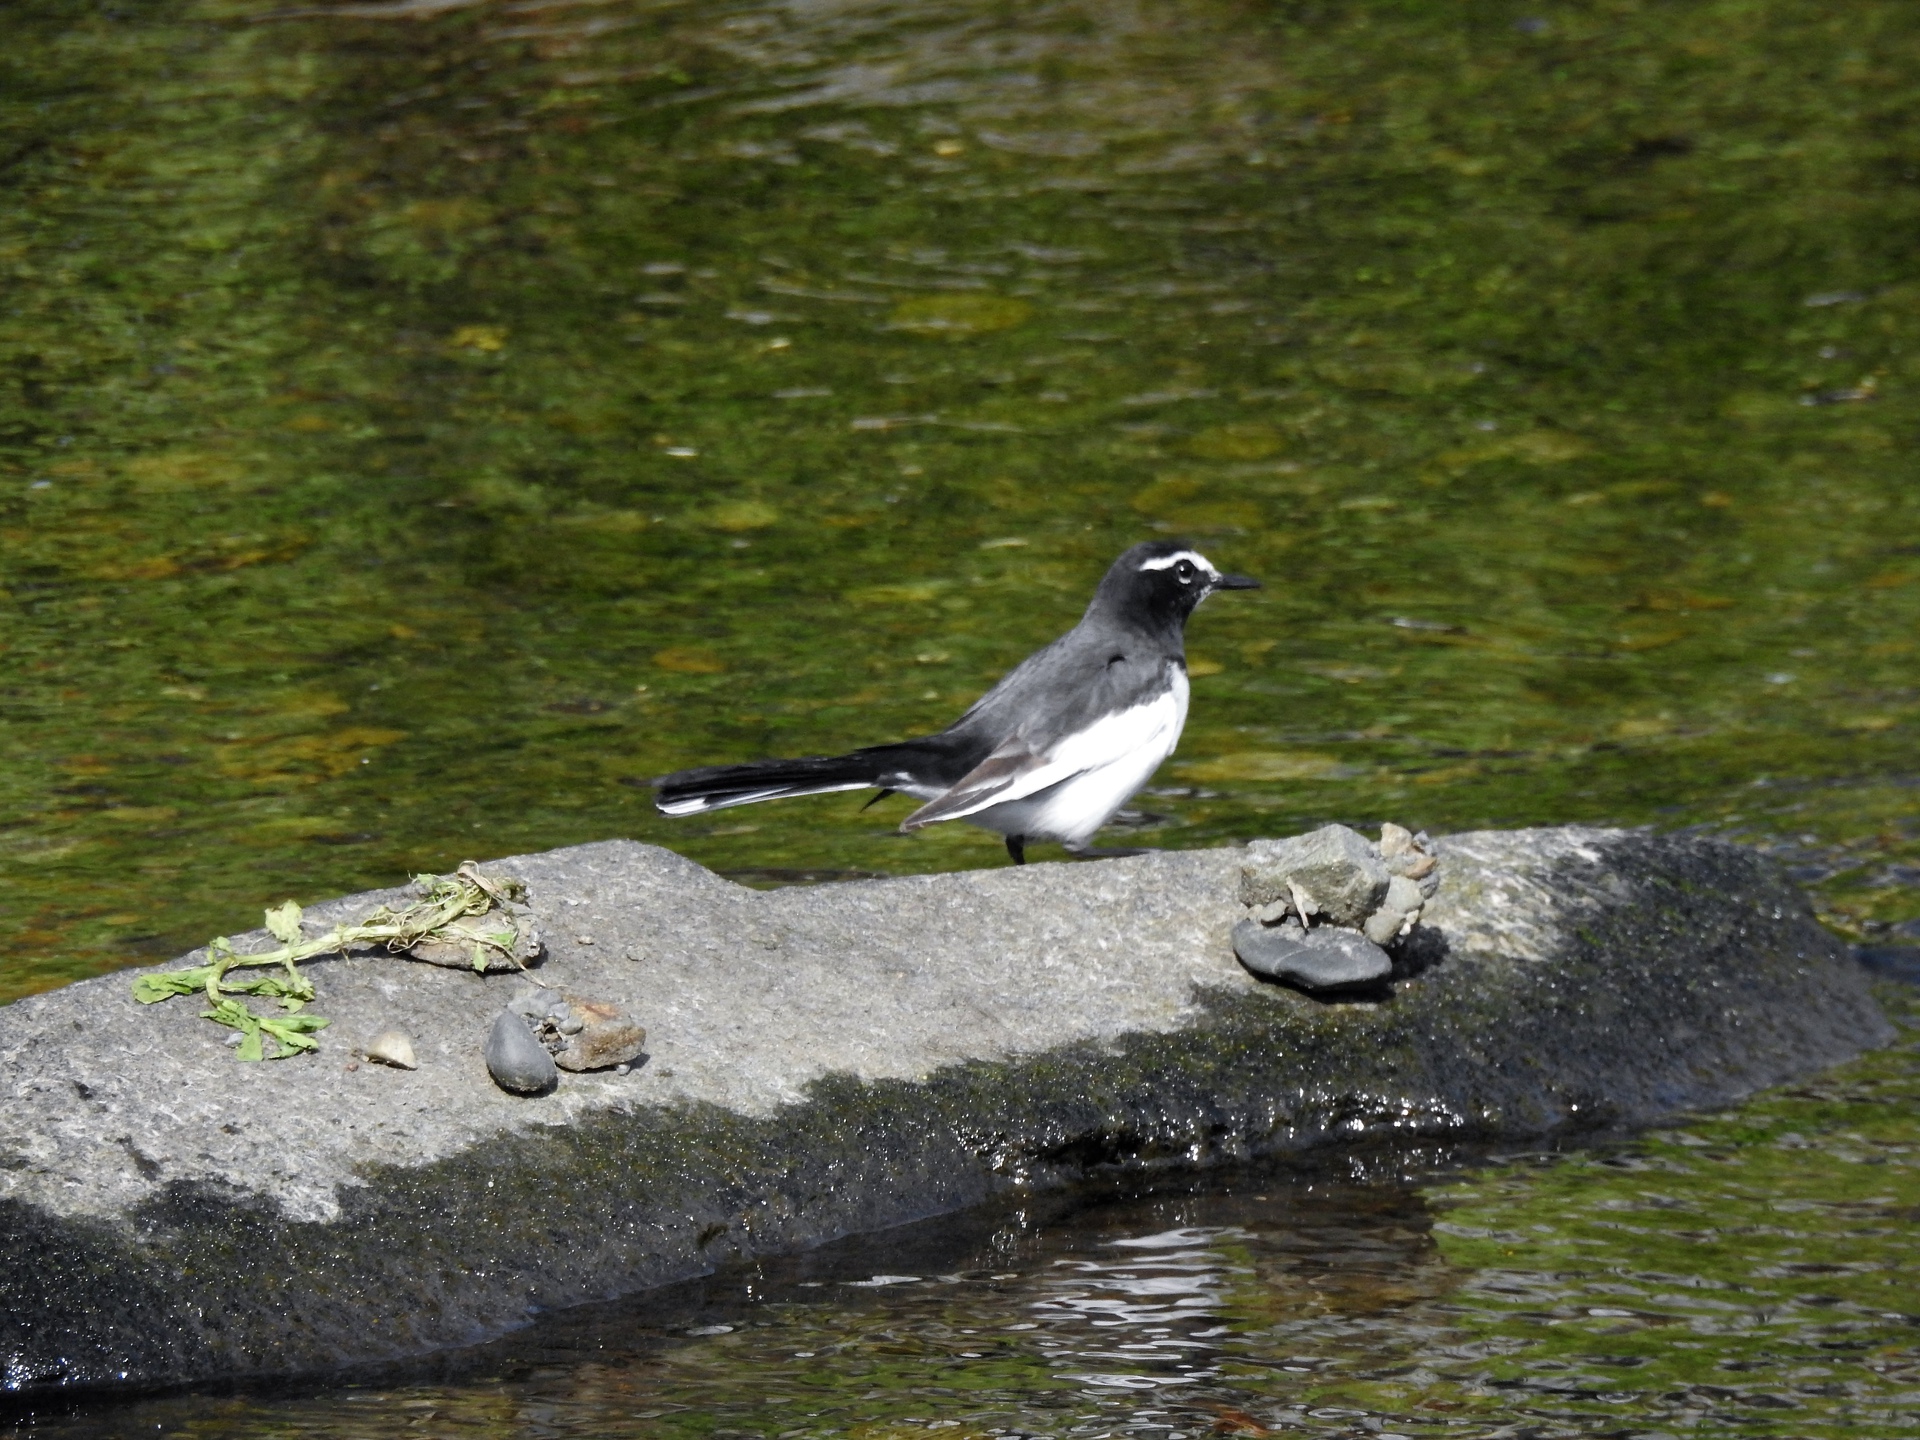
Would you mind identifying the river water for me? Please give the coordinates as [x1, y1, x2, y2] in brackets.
[2, 0, 1917, 1433]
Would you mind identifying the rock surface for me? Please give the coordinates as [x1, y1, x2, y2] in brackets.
[0, 827, 1893, 1398]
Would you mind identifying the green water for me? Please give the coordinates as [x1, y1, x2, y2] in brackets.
[2, 0, 1917, 997]
[15, 986, 1920, 1439]
[3, 0, 1920, 1431]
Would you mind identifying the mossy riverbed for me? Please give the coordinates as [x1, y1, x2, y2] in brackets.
[2, 0, 1918, 1432]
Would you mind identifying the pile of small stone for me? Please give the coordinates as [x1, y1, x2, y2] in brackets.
[485, 987, 648, 1096]
[1232, 823, 1440, 994]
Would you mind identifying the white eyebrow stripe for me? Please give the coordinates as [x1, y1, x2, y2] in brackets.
[1138, 549, 1213, 573]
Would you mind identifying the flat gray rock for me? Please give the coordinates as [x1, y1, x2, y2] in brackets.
[0, 827, 1893, 1398]
[1232, 919, 1392, 990]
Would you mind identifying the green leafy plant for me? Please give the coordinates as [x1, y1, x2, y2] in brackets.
[132, 862, 533, 1060]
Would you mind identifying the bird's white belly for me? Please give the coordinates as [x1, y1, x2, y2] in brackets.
[968, 671, 1189, 846]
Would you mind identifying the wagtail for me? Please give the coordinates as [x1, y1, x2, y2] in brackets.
[653, 540, 1259, 863]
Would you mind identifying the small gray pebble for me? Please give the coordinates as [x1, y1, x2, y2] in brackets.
[1384, 873, 1424, 914]
[1362, 907, 1406, 947]
[1233, 919, 1392, 992]
[507, 989, 546, 1020]
[557, 1014, 586, 1036]
[485, 1012, 557, 1096]
[508, 986, 569, 1021]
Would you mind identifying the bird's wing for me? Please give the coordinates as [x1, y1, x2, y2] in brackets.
[894, 637, 1104, 831]
[898, 679, 1185, 832]
[896, 741, 1055, 831]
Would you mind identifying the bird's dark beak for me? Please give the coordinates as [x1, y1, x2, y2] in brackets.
[1213, 574, 1261, 591]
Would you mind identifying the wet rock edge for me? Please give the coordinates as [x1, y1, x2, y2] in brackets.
[0, 831, 1892, 1402]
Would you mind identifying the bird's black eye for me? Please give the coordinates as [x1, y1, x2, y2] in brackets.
[1175, 560, 1195, 583]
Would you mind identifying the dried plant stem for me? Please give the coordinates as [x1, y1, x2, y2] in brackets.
[133, 861, 532, 1061]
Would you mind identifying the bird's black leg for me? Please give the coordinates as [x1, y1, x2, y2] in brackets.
[1006, 835, 1027, 865]
[860, 788, 897, 812]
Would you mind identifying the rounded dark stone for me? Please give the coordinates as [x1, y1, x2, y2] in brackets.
[485, 1011, 558, 1095]
[1232, 918, 1392, 992]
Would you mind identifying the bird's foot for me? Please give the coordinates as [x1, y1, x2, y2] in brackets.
[1005, 835, 1027, 866]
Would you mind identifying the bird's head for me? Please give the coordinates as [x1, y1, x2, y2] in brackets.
[1094, 539, 1260, 631]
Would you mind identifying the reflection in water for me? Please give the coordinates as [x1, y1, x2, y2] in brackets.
[1036, 1227, 1250, 1390]
[10, 1170, 1462, 1440]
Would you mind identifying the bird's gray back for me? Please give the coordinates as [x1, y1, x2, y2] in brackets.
[942, 612, 1181, 755]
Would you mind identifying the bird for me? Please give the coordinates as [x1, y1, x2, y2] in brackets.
[652, 540, 1259, 864]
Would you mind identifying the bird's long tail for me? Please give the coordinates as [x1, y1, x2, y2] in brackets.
[653, 748, 898, 817]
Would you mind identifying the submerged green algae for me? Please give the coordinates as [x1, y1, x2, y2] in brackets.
[1401, 984, 1920, 1434]
[2, 0, 1918, 1000]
